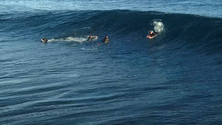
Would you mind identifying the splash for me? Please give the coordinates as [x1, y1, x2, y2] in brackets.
[153, 21, 164, 33]
[47, 36, 97, 43]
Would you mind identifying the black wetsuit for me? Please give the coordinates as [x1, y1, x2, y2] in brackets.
[150, 33, 155, 37]
[42, 38, 48, 42]
[87, 36, 96, 41]
[87, 37, 91, 41]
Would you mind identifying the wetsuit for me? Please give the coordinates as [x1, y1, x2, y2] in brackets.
[87, 37, 92, 41]
[150, 32, 155, 37]
[103, 37, 109, 43]
[87, 36, 97, 41]
[42, 38, 48, 43]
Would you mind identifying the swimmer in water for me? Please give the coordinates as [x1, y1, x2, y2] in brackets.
[41, 38, 48, 43]
[147, 31, 158, 39]
[87, 35, 98, 41]
[103, 36, 109, 43]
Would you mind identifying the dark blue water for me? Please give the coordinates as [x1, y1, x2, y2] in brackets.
[1, 0, 222, 125]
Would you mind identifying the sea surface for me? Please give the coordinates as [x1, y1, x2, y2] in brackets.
[0, 0, 222, 125]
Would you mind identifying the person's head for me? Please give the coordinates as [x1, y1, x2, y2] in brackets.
[105, 36, 108, 39]
[150, 31, 154, 35]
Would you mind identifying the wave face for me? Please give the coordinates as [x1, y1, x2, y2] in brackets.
[1, 10, 222, 52]
[1, 9, 222, 125]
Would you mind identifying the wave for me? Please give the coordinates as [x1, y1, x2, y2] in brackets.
[1, 10, 222, 52]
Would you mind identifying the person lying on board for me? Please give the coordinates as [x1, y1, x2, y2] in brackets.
[147, 31, 158, 39]
[103, 36, 109, 43]
[87, 35, 98, 41]
[41, 38, 48, 43]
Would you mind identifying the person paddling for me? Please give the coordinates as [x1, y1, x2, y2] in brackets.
[103, 36, 109, 43]
[87, 35, 98, 41]
[41, 38, 48, 43]
[147, 31, 158, 39]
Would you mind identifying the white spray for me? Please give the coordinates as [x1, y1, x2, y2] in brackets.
[48, 36, 97, 43]
[153, 21, 164, 33]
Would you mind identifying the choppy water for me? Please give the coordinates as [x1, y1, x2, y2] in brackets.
[0, 0, 222, 125]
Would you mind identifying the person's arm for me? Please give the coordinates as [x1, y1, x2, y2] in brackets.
[87, 37, 91, 41]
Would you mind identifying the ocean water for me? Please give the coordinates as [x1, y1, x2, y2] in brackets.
[0, 0, 222, 125]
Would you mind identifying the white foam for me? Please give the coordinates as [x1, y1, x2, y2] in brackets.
[153, 21, 164, 33]
[48, 36, 88, 43]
